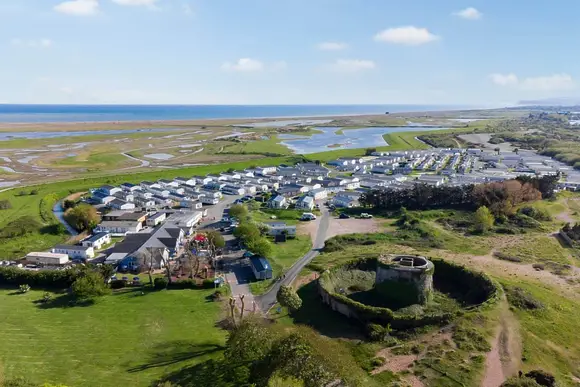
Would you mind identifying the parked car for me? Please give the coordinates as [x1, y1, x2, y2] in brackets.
[300, 213, 317, 221]
[339, 213, 351, 219]
[360, 213, 373, 219]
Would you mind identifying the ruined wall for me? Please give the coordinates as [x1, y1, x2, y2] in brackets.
[375, 255, 434, 305]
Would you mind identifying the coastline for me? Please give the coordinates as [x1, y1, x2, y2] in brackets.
[0, 108, 490, 132]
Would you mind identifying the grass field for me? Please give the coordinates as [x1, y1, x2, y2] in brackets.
[0, 288, 226, 387]
[220, 135, 293, 156]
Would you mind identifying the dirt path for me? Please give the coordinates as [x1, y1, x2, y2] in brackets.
[298, 215, 382, 243]
[482, 298, 522, 387]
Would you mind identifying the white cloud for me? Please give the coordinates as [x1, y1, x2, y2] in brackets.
[331, 59, 376, 73]
[221, 58, 264, 72]
[271, 61, 288, 71]
[183, 3, 193, 15]
[489, 73, 518, 86]
[111, 0, 159, 6]
[374, 26, 439, 45]
[54, 0, 99, 16]
[489, 73, 576, 91]
[453, 7, 482, 20]
[318, 42, 348, 51]
[10, 38, 53, 48]
[521, 73, 576, 91]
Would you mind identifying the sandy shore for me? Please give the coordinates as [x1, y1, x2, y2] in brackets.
[0, 108, 497, 132]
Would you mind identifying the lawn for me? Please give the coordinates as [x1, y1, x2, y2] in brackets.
[249, 236, 312, 295]
[0, 288, 226, 387]
[496, 234, 574, 266]
[220, 135, 293, 156]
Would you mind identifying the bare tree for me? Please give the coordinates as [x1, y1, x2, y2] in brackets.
[239, 294, 245, 321]
[133, 248, 156, 287]
[184, 239, 207, 279]
[229, 297, 237, 327]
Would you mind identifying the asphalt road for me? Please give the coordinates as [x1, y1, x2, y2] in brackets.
[256, 206, 330, 312]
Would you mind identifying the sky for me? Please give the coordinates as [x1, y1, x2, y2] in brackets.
[1, 0, 580, 105]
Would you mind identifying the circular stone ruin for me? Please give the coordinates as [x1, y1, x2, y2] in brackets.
[318, 255, 498, 329]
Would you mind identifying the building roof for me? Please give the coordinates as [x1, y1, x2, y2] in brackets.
[83, 232, 110, 243]
[249, 255, 271, 273]
[118, 212, 147, 221]
[148, 212, 166, 220]
[27, 252, 69, 259]
[110, 199, 128, 207]
[54, 244, 91, 251]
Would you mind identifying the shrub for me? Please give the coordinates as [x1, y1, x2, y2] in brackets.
[518, 206, 552, 221]
[71, 272, 109, 299]
[64, 204, 100, 232]
[0, 199, 12, 210]
[0, 266, 82, 288]
[167, 279, 198, 289]
[202, 278, 216, 289]
[524, 370, 556, 387]
[19, 284, 31, 293]
[493, 252, 523, 263]
[501, 377, 542, 387]
[110, 279, 126, 289]
[153, 277, 168, 290]
[505, 286, 544, 310]
[277, 285, 302, 312]
[41, 292, 52, 303]
[366, 323, 388, 342]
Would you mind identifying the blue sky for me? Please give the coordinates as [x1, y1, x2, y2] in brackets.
[1, 0, 579, 105]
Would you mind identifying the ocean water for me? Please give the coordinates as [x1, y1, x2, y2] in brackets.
[0, 104, 464, 123]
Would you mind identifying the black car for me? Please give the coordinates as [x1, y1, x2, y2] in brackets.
[339, 213, 351, 219]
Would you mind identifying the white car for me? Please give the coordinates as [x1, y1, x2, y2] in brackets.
[360, 213, 373, 219]
[301, 213, 317, 221]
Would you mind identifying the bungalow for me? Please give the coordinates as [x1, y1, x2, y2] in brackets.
[135, 191, 153, 199]
[249, 255, 273, 280]
[254, 166, 277, 176]
[277, 184, 307, 197]
[158, 179, 179, 188]
[277, 167, 301, 177]
[26, 252, 70, 266]
[109, 199, 136, 210]
[134, 198, 156, 208]
[235, 170, 255, 178]
[92, 191, 116, 205]
[174, 177, 196, 186]
[264, 222, 297, 237]
[98, 185, 122, 196]
[201, 190, 222, 199]
[204, 181, 226, 191]
[121, 183, 141, 192]
[149, 188, 170, 197]
[268, 195, 288, 209]
[243, 185, 257, 195]
[52, 245, 95, 260]
[307, 187, 328, 200]
[152, 195, 174, 206]
[170, 187, 186, 195]
[332, 191, 361, 208]
[95, 220, 143, 236]
[222, 184, 245, 196]
[81, 232, 111, 250]
[166, 210, 203, 235]
[140, 181, 161, 190]
[146, 211, 167, 227]
[180, 199, 203, 210]
[113, 191, 134, 202]
[200, 195, 220, 205]
[416, 175, 446, 187]
[296, 195, 315, 211]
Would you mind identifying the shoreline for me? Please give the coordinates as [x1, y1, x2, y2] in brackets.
[0, 107, 495, 132]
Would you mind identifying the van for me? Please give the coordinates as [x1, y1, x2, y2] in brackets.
[301, 213, 317, 221]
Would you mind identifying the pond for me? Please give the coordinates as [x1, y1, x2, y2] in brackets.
[144, 153, 174, 160]
[238, 119, 333, 128]
[279, 126, 446, 154]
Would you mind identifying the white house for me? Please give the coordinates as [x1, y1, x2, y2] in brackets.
[180, 199, 203, 210]
[109, 199, 136, 210]
[265, 222, 297, 237]
[296, 195, 315, 210]
[81, 232, 111, 250]
[222, 185, 245, 196]
[99, 185, 122, 196]
[268, 195, 288, 209]
[158, 179, 179, 188]
[174, 177, 197, 186]
[95, 220, 143, 236]
[121, 183, 141, 192]
[52, 245, 95, 260]
[200, 196, 220, 205]
[146, 212, 167, 227]
[307, 188, 328, 200]
[255, 166, 277, 175]
[167, 211, 203, 235]
[26, 252, 69, 266]
[332, 191, 362, 208]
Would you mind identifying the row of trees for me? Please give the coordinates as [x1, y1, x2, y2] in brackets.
[230, 204, 274, 258]
[360, 175, 557, 217]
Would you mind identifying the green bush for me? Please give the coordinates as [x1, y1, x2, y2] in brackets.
[167, 279, 197, 289]
[505, 286, 544, 310]
[110, 279, 126, 289]
[72, 272, 109, 299]
[524, 370, 556, 387]
[501, 377, 542, 387]
[202, 278, 216, 289]
[153, 277, 168, 290]
[0, 266, 82, 288]
[277, 285, 302, 312]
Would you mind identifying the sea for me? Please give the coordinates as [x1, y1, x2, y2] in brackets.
[0, 104, 467, 123]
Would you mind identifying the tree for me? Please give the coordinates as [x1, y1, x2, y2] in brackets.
[0, 200, 12, 210]
[246, 237, 273, 258]
[500, 377, 541, 387]
[229, 204, 249, 220]
[365, 147, 377, 156]
[233, 223, 261, 241]
[98, 264, 115, 284]
[514, 147, 519, 154]
[206, 230, 225, 266]
[63, 199, 77, 210]
[277, 285, 302, 312]
[64, 204, 100, 232]
[71, 271, 109, 299]
[474, 206, 495, 232]
[29, 189, 38, 195]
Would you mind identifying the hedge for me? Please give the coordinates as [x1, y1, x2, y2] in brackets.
[318, 256, 499, 329]
[0, 266, 82, 288]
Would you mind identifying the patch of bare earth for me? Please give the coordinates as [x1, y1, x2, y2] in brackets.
[482, 298, 522, 387]
[325, 217, 382, 240]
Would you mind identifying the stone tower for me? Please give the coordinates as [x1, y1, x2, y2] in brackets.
[375, 255, 434, 305]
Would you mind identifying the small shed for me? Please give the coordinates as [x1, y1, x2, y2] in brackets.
[249, 255, 273, 280]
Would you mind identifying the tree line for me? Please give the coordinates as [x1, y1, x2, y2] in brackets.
[360, 175, 558, 217]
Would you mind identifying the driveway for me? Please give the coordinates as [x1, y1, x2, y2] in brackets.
[199, 195, 238, 229]
[224, 255, 259, 313]
[255, 206, 330, 312]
